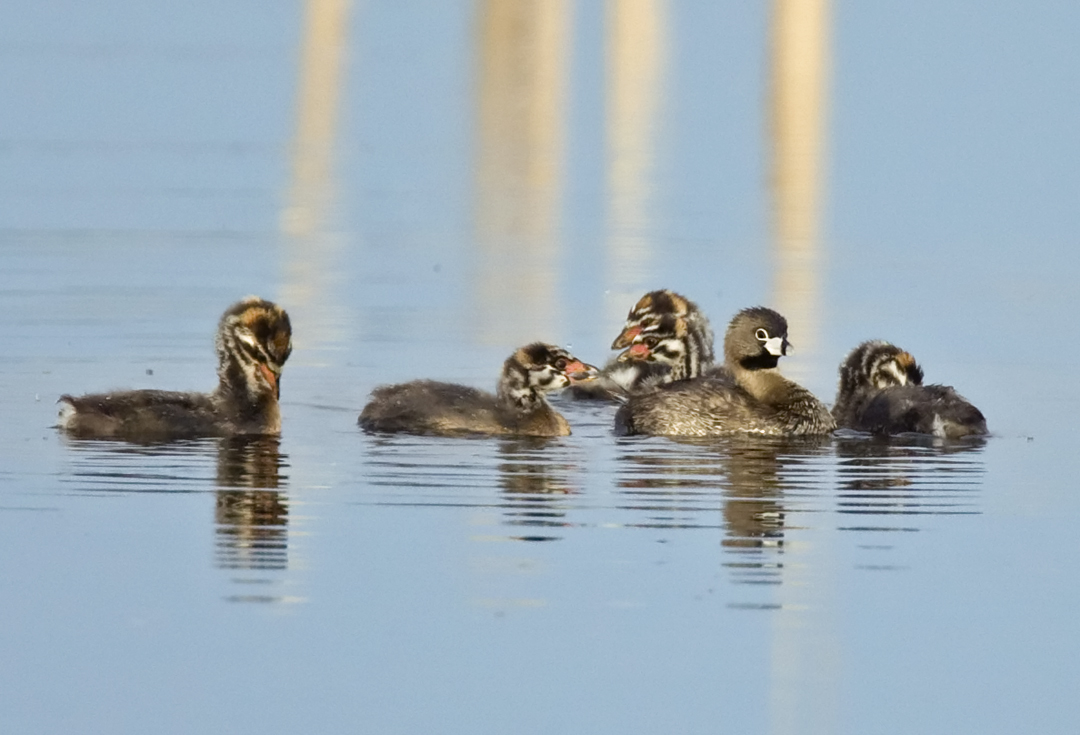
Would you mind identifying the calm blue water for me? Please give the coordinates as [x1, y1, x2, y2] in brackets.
[2, 2, 1080, 734]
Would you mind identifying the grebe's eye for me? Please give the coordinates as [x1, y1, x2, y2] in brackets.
[554, 358, 567, 370]
[755, 328, 769, 341]
[643, 336, 659, 348]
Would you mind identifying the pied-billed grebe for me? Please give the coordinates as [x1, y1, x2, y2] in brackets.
[58, 297, 292, 441]
[615, 307, 836, 437]
[571, 289, 717, 399]
[833, 340, 987, 438]
[358, 343, 599, 437]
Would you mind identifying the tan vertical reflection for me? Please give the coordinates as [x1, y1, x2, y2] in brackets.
[281, 0, 351, 350]
[605, 0, 666, 330]
[770, 0, 828, 384]
[768, 2, 837, 735]
[474, 0, 570, 345]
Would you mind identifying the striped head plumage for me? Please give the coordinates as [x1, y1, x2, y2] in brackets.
[837, 340, 924, 401]
[215, 297, 293, 401]
[498, 343, 598, 409]
[614, 313, 711, 381]
[611, 289, 715, 360]
[610, 290, 716, 380]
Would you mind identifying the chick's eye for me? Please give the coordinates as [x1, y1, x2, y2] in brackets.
[755, 328, 769, 341]
[554, 358, 567, 370]
[644, 336, 658, 348]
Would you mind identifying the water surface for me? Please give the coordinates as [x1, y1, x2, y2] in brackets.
[3, 2, 1080, 734]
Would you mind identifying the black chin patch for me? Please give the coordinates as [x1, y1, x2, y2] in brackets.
[741, 352, 780, 370]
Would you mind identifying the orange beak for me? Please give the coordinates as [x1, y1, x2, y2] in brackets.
[611, 324, 641, 350]
[564, 360, 599, 383]
[258, 364, 280, 399]
[616, 343, 651, 363]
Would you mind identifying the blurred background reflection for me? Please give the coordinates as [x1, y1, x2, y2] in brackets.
[769, 0, 829, 385]
[604, 0, 667, 333]
[281, 0, 352, 355]
[474, 0, 570, 345]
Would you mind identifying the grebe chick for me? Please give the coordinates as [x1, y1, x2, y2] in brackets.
[59, 297, 292, 441]
[570, 289, 717, 399]
[615, 312, 731, 384]
[611, 289, 716, 369]
[359, 343, 598, 437]
[833, 340, 987, 438]
[615, 307, 835, 437]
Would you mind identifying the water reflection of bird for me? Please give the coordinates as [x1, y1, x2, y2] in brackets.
[833, 341, 987, 438]
[615, 307, 835, 437]
[716, 436, 829, 602]
[570, 289, 717, 400]
[834, 434, 986, 519]
[358, 343, 598, 437]
[496, 437, 576, 542]
[58, 297, 293, 441]
[215, 436, 289, 571]
[718, 438, 791, 552]
[615, 435, 831, 587]
[216, 435, 287, 489]
[497, 437, 575, 495]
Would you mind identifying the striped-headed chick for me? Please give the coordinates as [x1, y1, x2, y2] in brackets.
[359, 343, 598, 437]
[59, 297, 292, 441]
[611, 289, 716, 367]
[615, 313, 717, 383]
[569, 289, 718, 400]
[833, 340, 986, 438]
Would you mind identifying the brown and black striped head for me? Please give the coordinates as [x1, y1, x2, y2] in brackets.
[611, 290, 713, 357]
[614, 314, 708, 381]
[498, 343, 598, 407]
[215, 297, 292, 401]
[837, 340, 924, 403]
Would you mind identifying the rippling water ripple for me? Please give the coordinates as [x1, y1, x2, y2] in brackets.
[354, 418, 987, 610]
[61, 436, 297, 602]
[57, 421, 987, 609]
[357, 416, 987, 543]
